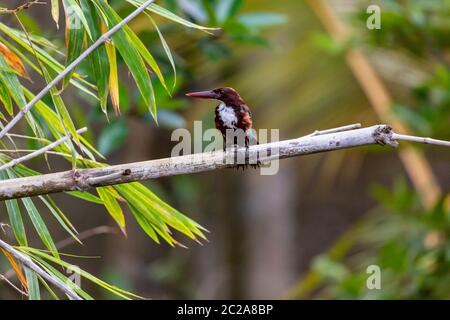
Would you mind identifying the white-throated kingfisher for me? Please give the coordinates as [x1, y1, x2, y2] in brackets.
[186, 87, 259, 169]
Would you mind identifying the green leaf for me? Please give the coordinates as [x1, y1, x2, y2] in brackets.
[38, 275, 60, 300]
[66, 190, 103, 204]
[123, 23, 169, 94]
[32, 256, 93, 300]
[62, 0, 86, 89]
[24, 267, 40, 300]
[129, 204, 160, 244]
[0, 24, 97, 98]
[0, 55, 26, 110]
[93, 0, 156, 120]
[149, 15, 177, 91]
[39, 196, 81, 244]
[21, 197, 59, 258]
[128, 0, 218, 32]
[0, 79, 12, 115]
[97, 186, 126, 233]
[22, 247, 142, 300]
[0, 170, 28, 246]
[105, 41, 119, 113]
[80, 0, 110, 113]
[51, 0, 60, 27]
[42, 67, 81, 153]
[5, 199, 28, 246]
[62, 0, 92, 39]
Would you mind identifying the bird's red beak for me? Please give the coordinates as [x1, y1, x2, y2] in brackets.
[185, 90, 217, 99]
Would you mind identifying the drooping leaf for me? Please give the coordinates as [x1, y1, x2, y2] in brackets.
[0, 79, 12, 115]
[1, 169, 28, 246]
[62, 0, 86, 89]
[22, 247, 142, 300]
[51, 0, 60, 28]
[0, 23, 97, 99]
[66, 190, 103, 204]
[105, 40, 119, 113]
[1, 248, 28, 289]
[0, 55, 27, 113]
[148, 15, 177, 91]
[39, 196, 81, 244]
[24, 267, 40, 300]
[128, 0, 218, 32]
[0, 41, 30, 79]
[21, 197, 59, 259]
[42, 66, 81, 152]
[93, 0, 156, 120]
[80, 0, 109, 113]
[97, 186, 126, 234]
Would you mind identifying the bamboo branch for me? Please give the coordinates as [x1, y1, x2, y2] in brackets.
[0, 238, 81, 300]
[0, 127, 87, 172]
[0, 0, 155, 141]
[0, 124, 448, 201]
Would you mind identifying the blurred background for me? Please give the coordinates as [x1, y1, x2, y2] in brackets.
[0, 0, 449, 299]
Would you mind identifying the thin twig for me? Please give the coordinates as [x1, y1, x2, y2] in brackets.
[392, 133, 450, 148]
[0, 238, 81, 300]
[0, 127, 87, 172]
[0, 273, 28, 296]
[0, 124, 447, 201]
[305, 123, 362, 137]
[0, 0, 45, 14]
[0, 0, 156, 141]
[56, 226, 118, 249]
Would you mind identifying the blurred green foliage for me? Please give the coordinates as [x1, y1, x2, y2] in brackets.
[310, 179, 449, 299]
[356, 0, 450, 139]
[294, 0, 450, 300]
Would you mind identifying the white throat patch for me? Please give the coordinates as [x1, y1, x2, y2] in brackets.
[218, 102, 237, 128]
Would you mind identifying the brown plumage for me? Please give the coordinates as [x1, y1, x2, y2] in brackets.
[186, 87, 259, 169]
[186, 87, 257, 147]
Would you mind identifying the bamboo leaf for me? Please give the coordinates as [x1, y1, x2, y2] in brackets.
[0, 80, 12, 116]
[22, 247, 142, 300]
[0, 55, 26, 112]
[66, 190, 103, 204]
[62, 0, 86, 89]
[129, 204, 160, 244]
[24, 267, 40, 300]
[105, 40, 119, 113]
[0, 40, 30, 79]
[42, 66, 81, 150]
[123, 25, 169, 94]
[5, 198, 28, 246]
[21, 197, 59, 259]
[127, 0, 219, 32]
[0, 24, 97, 99]
[62, 0, 92, 40]
[51, 0, 60, 28]
[149, 15, 177, 91]
[32, 256, 93, 300]
[80, 0, 109, 113]
[93, 0, 156, 120]
[97, 186, 126, 234]
[39, 196, 81, 244]
[1, 248, 28, 289]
